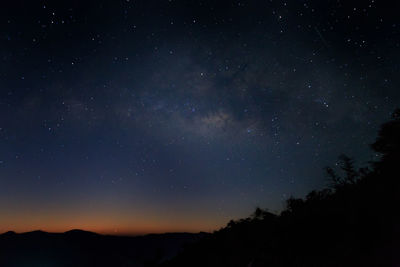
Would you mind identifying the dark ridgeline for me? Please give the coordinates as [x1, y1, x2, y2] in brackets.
[159, 109, 400, 267]
[0, 230, 206, 267]
[1, 109, 399, 267]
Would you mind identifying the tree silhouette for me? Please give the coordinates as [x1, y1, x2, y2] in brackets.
[161, 108, 400, 267]
[371, 108, 400, 159]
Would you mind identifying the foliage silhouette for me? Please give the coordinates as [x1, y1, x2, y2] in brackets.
[160, 109, 400, 267]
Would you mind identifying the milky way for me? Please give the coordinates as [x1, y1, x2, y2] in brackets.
[0, 0, 399, 234]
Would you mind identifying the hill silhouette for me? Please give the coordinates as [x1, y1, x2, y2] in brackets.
[0, 230, 206, 267]
[159, 109, 400, 267]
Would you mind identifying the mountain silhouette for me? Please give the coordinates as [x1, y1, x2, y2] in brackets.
[0, 230, 206, 267]
[63, 229, 101, 238]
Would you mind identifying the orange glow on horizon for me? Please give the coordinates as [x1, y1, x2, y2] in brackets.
[0, 211, 228, 235]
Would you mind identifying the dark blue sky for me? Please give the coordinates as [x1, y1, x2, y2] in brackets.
[0, 0, 399, 234]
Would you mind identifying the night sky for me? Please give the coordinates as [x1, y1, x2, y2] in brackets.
[0, 0, 399, 235]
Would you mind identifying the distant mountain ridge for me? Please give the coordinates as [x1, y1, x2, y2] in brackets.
[0, 229, 207, 267]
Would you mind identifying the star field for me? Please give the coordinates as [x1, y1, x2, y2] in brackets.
[0, 0, 399, 234]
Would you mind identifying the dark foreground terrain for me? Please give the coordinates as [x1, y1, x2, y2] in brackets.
[0, 230, 205, 267]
